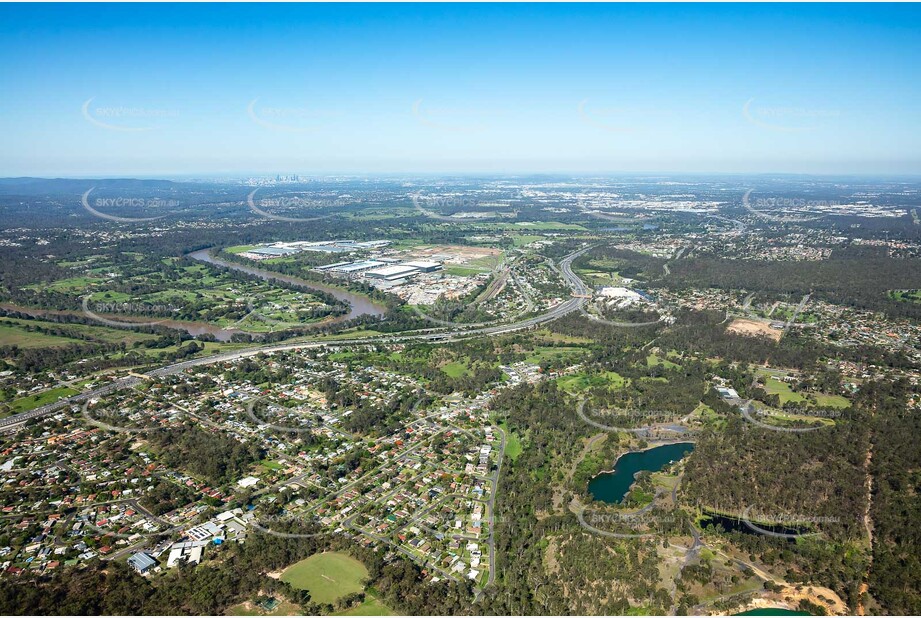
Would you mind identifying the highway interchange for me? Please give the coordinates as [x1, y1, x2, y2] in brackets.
[0, 245, 593, 432]
[0, 246, 592, 591]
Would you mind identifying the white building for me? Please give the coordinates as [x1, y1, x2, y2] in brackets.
[366, 265, 420, 280]
[597, 286, 648, 310]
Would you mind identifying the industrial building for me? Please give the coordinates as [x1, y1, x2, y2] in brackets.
[329, 260, 386, 275]
[246, 245, 300, 257]
[315, 261, 352, 271]
[402, 260, 442, 273]
[240, 239, 392, 260]
[366, 264, 424, 281]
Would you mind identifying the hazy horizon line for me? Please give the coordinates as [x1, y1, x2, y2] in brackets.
[4, 171, 921, 182]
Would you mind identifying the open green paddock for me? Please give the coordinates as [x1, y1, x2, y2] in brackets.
[280, 552, 369, 605]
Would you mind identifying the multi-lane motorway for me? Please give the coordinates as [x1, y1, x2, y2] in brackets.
[0, 246, 595, 433]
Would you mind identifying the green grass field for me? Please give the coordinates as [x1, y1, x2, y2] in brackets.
[440, 360, 471, 378]
[7, 386, 79, 414]
[44, 276, 107, 292]
[281, 552, 369, 605]
[759, 374, 850, 408]
[508, 234, 542, 247]
[522, 345, 586, 365]
[0, 317, 162, 347]
[573, 269, 619, 287]
[691, 402, 725, 429]
[312, 328, 385, 341]
[574, 258, 628, 287]
[224, 244, 260, 254]
[0, 322, 84, 348]
[557, 371, 628, 392]
[646, 353, 681, 369]
[762, 409, 836, 429]
[762, 376, 805, 404]
[443, 264, 487, 277]
[504, 435, 523, 461]
[813, 393, 851, 408]
[499, 421, 524, 462]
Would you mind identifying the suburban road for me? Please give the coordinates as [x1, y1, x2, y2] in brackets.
[484, 424, 507, 589]
[0, 244, 594, 596]
[0, 246, 594, 433]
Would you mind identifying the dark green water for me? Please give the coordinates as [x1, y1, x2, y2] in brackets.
[701, 511, 806, 541]
[733, 609, 809, 616]
[588, 442, 694, 504]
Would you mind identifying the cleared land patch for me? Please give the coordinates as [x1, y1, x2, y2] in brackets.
[726, 318, 782, 342]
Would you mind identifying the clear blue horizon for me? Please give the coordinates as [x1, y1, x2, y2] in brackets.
[1, 2, 919, 177]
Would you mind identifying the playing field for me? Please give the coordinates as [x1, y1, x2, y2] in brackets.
[280, 552, 369, 605]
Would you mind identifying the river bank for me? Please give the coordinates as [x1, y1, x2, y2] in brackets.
[1, 249, 388, 343]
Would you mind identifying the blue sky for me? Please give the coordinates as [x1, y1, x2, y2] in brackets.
[1, 3, 919, 177]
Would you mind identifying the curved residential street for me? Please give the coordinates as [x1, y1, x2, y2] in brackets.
[1, 246, 595, 433]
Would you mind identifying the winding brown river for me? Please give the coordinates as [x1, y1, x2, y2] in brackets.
[188, 249, 385, 319]
[2, 250, 387, 342]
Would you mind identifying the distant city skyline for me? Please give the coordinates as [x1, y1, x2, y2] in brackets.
[1, 3, 919, 176]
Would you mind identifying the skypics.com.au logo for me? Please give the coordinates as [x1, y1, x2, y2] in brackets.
[740, 400, 843, 433]
[82, 296, 178, 328]
[82, 98, 179, 132]
[742, 98, 840, 133]
[410, 193, 518, 222]
[742, 189, 832, 223]
[81, 188, 176, 223]
[577, 505, 682, 540]
[247, 188, 344, 222]
[739, 505, 836, 540]
[247, 98, 341, 133]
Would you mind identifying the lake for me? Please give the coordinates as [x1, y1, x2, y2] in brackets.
[588, 442, 694, 504]
[701, 511, 807, 540]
